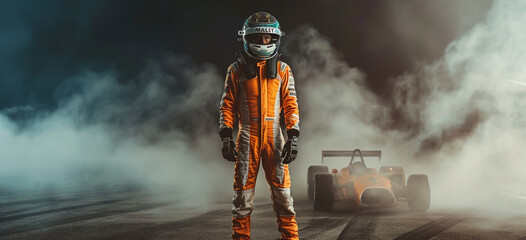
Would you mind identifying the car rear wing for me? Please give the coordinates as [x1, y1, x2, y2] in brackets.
[321, 149, 381, 164]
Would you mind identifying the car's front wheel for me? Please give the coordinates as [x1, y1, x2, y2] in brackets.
[407, 174, 430, 212]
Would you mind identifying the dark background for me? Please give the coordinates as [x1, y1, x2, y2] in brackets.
[0, 0, 492, 110]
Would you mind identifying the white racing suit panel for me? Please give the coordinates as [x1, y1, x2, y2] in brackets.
[270, 186, 296, 217]
[232, 188, 255, 219]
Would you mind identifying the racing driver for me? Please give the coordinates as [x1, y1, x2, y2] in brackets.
[219, 12, 300, 240]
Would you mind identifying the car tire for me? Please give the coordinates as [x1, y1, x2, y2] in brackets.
[314, 173, 334, 211]
[407, 174, 431, 212]
[307, 165, 329, 200]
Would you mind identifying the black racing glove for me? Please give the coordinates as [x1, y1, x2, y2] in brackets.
[220, 128, 237, 162]
[281, 129, 299, 164]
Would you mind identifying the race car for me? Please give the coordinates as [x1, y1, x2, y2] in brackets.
[307, 149, 430, 212]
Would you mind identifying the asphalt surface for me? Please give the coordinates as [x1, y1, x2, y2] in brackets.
[1, 187, 526, 240]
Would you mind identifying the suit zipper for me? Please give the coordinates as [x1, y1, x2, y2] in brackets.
[257, 62, 264, 150]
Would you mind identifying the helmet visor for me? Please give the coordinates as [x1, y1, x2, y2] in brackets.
[244, 33, 280, 45]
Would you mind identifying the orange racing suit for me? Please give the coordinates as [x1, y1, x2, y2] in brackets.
[219, 57, 300, 240]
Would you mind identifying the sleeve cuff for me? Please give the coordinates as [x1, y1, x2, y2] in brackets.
[219, 127, 233, 139]
[287, 129, 300, 138]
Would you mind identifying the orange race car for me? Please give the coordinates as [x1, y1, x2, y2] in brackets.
[307, 149, 430, 212]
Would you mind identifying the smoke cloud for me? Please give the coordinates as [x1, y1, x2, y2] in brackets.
[2, 0, 525, 216]
[0, 56, 233, 205]
[284, 0, 526, 215]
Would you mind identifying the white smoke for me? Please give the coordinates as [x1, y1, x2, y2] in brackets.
[0, 56, 233, 205]
[283, 25, 418, 197]
[414, 1, 526, 213]
[2, 0, 525, 215]
[285, 0, 526, 215]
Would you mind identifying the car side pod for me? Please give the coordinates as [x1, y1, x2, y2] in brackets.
[380, 166, 406, 197]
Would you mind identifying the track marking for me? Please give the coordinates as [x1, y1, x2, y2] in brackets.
[93, 208, 232, 240]
[0, 198, 125, 223]
[0, 201, 170, 237]
[394, 216, 466, 240]
[300, 212, 351, 239]
[0, 187, 141, 208]
[337, 214, 379, 240]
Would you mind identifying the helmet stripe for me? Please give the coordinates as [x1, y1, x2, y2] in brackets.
[243, 27, 282, 36]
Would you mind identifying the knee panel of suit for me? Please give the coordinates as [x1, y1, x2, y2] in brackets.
[232, 189, 255, 218]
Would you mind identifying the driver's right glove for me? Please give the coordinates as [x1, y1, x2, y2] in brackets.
[220, 128, 237, 162]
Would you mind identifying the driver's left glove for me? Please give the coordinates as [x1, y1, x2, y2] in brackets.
[281, 129, 299, 164]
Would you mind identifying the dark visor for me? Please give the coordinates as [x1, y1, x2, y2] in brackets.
[245, 33, 280, 44]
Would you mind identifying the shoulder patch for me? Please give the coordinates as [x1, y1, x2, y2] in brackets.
[279, 61, 288, 72]
[231, 62, 239, 73]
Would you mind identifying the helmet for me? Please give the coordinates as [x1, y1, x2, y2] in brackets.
[238, 12, 284, 60]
